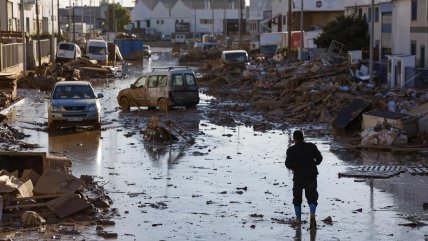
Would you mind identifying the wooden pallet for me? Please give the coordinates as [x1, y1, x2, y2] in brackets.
[339, 166, 404, 179]
[406, 166, 428, 175]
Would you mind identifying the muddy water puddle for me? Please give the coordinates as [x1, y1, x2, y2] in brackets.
[2, 49, 427, 240]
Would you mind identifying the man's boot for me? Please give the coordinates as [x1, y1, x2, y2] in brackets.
[309, 203, 317, 229]
[294, 206, 302, 225]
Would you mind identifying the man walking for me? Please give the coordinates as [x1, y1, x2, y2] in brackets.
[285, 130, 323, 227]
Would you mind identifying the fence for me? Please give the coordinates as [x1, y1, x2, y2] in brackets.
[0, 43, 23, 71]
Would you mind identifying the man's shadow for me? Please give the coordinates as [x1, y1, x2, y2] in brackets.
[294, 225, 317, 241]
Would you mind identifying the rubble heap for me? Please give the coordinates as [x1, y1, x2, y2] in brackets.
[0, 165, 115, 238]
[179, 47, 223, 62]
[0, 73, 18, 107]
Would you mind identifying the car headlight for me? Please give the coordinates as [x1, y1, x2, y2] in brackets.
[88, 104, 98, 111]
[51, 105, 63, 111]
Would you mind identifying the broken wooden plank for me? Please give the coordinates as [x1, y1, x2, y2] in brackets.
[33, 169, 83, 195]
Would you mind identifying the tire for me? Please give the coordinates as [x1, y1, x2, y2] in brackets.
[120, 97, 130, 111]
[48, 122, 60, 135]
[158, 98, 169, 112]
[93, 121, 101, 130]
[185, 104, 197, 109]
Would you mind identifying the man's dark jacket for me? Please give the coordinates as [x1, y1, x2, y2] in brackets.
[285, 141, 322, 180]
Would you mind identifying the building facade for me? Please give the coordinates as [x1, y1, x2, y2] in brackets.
[271, 0, 344, 32]
[0, 0, 58, 35]
[131, 0, 243, 36]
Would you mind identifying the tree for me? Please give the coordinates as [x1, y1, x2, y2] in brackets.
[106, 3, 132, 32]
[314, 15, 369, 52]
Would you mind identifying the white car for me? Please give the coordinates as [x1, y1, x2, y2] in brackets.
[56, 42, 82, 63]
[47, 81, 103, 130]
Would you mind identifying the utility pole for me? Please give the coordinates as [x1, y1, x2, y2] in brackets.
[239, 0, 243, 47]
[57, 0, 61, 41]
[51, 0, 55, 62]
[69, 0, 72, 40]
[300, 0, 303, 60]
[73, 3, 76, 42]
[20, 0, 26, 76]
[369, 0, 374, 84]
[287, 0, 292, 59]
[36, 0, 41, 67]
[81, 0, 84, 40]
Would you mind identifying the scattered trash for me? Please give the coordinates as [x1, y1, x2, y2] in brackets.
[338, 166, 404, 178]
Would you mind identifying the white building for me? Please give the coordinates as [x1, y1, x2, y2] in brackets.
[344, 0, 428, 68]
[0, 0, 58, 35]
[248, 0, 272, 47]
[131, 0, 242, 36]
[271, 0, 344, 32]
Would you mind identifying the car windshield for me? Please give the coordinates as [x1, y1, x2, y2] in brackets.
[88, 46, 106, 55]
[59, 44, 74, 51]
[260, 45, 278, 55]
[224, 53, 248, 62]
[52, 85, 96, 99]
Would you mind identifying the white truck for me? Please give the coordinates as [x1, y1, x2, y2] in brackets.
[259, 32, 287, 59]
[259, 30, 322, 59]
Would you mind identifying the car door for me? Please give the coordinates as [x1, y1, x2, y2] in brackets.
[147, 75, 159, 106]
[156, 75, 168, 100]
[133, 76, 149, 106]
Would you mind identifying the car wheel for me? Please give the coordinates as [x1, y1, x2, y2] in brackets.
[158, 98, 169, 112]
[48, 122, 60, 135]
[120, 97, 130, 111]
[93, 121, 101, 130]
[185, 104, 197, 109]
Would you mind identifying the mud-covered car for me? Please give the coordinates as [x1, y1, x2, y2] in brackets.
[47, 81, 103, 130]
[117, 67, 199, 111]
[143, 45, 152, 57]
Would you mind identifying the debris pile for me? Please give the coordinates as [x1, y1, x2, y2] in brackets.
[142, 116, 194, 144]
[198, 54, 428, 147]
[179, 47, 223, 62]
[0, 118, 38, 150]
[0, 73, 18, 107]
[0, 161, 114, 237]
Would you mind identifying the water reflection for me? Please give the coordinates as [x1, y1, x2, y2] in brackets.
[48, 130, 102, 173]
[144, 143, 186, 169]
[293, 226, 317, 241]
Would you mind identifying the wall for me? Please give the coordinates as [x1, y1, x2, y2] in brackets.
[392, 0, 411, 55]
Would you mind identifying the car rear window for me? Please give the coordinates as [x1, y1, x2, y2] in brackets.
[59, 44, 74, 51]
[172, 74, 184, 86]
[158, 75, 168, 87]
[53, 85, 96, 99]
[184, 74, 196, 86]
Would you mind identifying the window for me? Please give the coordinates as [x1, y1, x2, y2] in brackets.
[176, 19, 179, 23]
[146, 20, 150, 28]
[375, 7, 379, 22]
[158, 75, 168, 87]
[134, 76, 146, 88]
[411, 0, 417, 21]
[411, 41, 417, 55]
[200, 19, 213, 24]
[358, 8, 362, 18]
[421, 46, 425, 68]
[184, 74, 196, 86]
[148, 76, 158, 88]
[161, 20, 164, 24]
[172, 74, 184, 86]
[156, 20, 159, 24]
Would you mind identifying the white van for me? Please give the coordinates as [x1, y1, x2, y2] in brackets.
[56, 42, 81, 63]
[86, 39, 108, 64]
[174, 34, 186, 44]
[221, 50, 249, 64]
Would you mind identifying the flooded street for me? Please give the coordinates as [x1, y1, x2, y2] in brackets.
[3, 48, 428, 240]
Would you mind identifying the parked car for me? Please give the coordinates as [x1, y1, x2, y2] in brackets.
[56, 42, 82, 63]
[47, 81, 103, 130]
[86, 39, 108, 64]
[117, 67, 199, 111]
[161, 34, 171, 41]
[174, 34, 186, 44]
[143, 45, 152, 57]
[221, 50, 249, 64]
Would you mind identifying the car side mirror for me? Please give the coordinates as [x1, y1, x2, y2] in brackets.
[97, 93, 104, 98]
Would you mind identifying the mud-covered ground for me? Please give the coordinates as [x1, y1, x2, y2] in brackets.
[1, 48, 427, 240]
